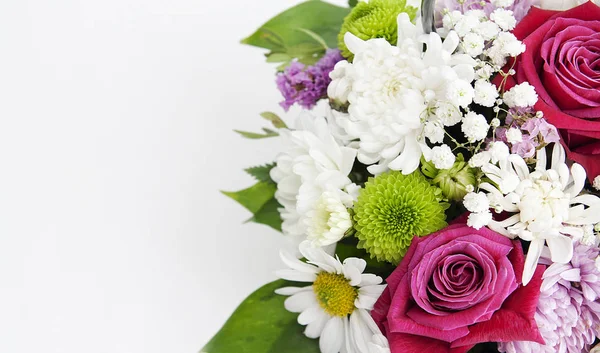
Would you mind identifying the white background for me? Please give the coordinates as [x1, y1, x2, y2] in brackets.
[0, 0, 346, 352]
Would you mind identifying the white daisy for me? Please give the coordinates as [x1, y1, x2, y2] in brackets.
[276, 242, 386, 353]
[475, 143, 600, 285]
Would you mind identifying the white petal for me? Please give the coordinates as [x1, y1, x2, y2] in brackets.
[319, 317, 345, 353]
[343, 258, 366, 274]
[280, 250, 319, 274]
[305, 311, 330, 339]
[343, 262, 363, 286]
[349, 311, 371, 353]
[284, 291, 318, 313]
[359, 274, 383, 286]
[546, 234, 573, 264]
[522, 239, 544, 285]
[298, 306, 324, 325]
[276, 269, 317, 283]
[567, 163, 586, 197]
[344, 32, 366, 55]
[551, 143, 566, 171]
[275, 286, 311, 296]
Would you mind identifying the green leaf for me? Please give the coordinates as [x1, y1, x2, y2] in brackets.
[222, 181, 283, 231]
[241, 0, 350, 51]
[296, 28, 329, 50]
[234, 128, 279, 139]
[244, 163, 276, 183]
[348, 0, 358, 7]
[200, 280, 320, 353]
[222, 182, 276, 214]
[246, 197, 282, 231]
[260, 112, 288, 129]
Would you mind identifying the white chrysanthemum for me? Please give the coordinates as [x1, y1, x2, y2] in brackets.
[305, 190, 353, 247]
[461, 111, 489, 142]
[276, 242, 387, 353]
[473, 79, 499, 107]
[328, 13, 476, 175]
[431, 144, 456, 169]
[503, 82, 538, 108]
[477, 144, 600, 285]
[490, 9, 517, 31]
[270, 114, 357, 241]
[328, 61, 352, 104]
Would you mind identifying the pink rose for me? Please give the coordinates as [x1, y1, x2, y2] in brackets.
[506, 2, 600, 181]
[372, 223, 545, 353]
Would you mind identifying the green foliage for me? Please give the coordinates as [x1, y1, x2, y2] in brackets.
[234, 128, 279, 139]
[353, 171, 449, 264]
[244, 163, 276, 184]
[348, 0, 358, 7]
[222, 182, 282, 231]
[338, 0, 417, 60]
[260, 112, 288, 129]
[241, 0, 350, 68]
[200, 280, 320, 353]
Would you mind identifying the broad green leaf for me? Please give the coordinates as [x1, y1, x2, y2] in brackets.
[260, 112, 288, 129]
[265, 52, 292, 63]
[200, 280, 320, 353]
[222, 182, 276, 214]
[222, 181, 283, 231]
[244, 163, 276, 183]
[348, 0, 358, 7]
[296, 28, 329, 50]
[234, 128, 278, 139]
[241, 0, 350, 51]
[246, 197, 282, 231]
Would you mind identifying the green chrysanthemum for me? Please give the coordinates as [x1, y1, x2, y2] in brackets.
[353, 171, 448, 264]
[338, 0, 418, 61]
[421, 154, 478, 202]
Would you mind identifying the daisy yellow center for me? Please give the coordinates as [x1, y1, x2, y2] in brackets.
[313, 272, 358, 317]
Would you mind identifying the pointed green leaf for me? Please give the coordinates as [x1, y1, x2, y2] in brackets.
[260, 112, 288, 129]
[222, 182, 276, 214]
[349, 0, 358, 7]
[233, 129, 278, 139]
[200, 280, 320, 353]
[244, 163, 276, 183]
[241, 0, 350, 51]
[246, 198, 282, 231]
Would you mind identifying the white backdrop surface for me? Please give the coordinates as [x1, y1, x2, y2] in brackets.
[0, 0, 345, 352]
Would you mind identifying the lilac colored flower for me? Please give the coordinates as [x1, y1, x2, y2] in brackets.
[511, 135, 536, 158]
[521, 118, 560, 144]
[275, 49, 343, 111]
[498, 242, 600, 353]
[435, 0, 539, 27]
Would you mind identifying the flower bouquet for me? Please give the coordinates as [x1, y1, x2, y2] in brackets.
[203, 0, 600, 352]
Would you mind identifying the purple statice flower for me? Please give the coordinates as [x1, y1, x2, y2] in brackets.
[275, 49, 343, 111]
[434, 0, 539, 27]
[499, 242, 600, 353]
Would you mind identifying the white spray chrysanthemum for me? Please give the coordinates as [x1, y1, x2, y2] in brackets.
[328, 13, 476, 175]
[473, 143, 600, 285]
[270, 113, 358, 243]
[305, 190, 354, 247]
[276, 242, 387, 353]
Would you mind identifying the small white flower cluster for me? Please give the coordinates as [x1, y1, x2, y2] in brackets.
[466, 143, 600, 285]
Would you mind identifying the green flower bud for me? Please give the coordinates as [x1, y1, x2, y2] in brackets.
[422, 154, 477, 202]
